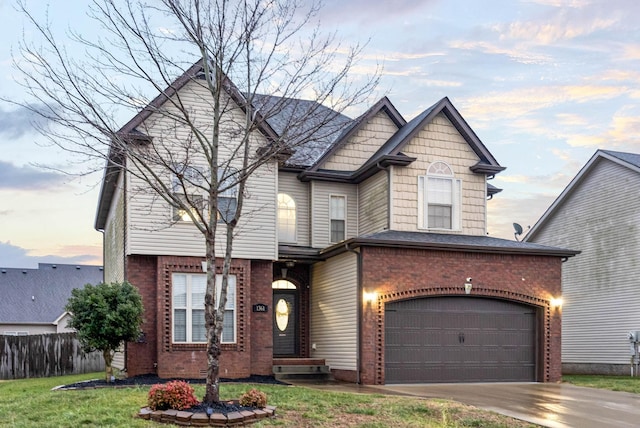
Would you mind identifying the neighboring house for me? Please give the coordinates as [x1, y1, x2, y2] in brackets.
[0, 263, 104, 335]
[95, 62, 577, 384]
[526, 149, 640, 375]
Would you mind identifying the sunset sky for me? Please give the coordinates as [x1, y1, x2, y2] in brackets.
[1, 0, 639, 268]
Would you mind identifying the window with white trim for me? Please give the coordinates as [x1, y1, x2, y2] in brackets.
[418, 161, 462, 230]
[172, 273, 236, 343]
[330, 195, 346, 243]
[277, 193, 297, 243]
[218, 167, 238, 223]
[171, 164, 204, 223]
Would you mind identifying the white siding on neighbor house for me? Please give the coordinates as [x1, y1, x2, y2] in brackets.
[310, 251, 358, 371]
[528, 159, 640, 365]
[1, 324, 56, 335]
[323, 112, 400, 171]
[358, 170, 388, 235]
[390, 113, 486, 236]
[125, 80, 278, 260]
[277, 172, 310, 246]
[104, 171, 125, 283]
[310, 181, 358, 248]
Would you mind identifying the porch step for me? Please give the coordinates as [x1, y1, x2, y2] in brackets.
[272, 359, 331, 380]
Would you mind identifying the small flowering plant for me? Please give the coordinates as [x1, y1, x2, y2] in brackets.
[239, 388, 268, 408]
[147, 380, 199, 411]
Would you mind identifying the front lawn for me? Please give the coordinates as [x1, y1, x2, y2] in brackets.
[0, 373, 536, 427]
[563, 374, 640, 394]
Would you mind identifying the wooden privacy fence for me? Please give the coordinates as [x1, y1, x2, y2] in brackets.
[0, 332, 104, 380]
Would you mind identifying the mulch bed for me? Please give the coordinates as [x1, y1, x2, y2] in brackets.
[56, 373, 287, 390]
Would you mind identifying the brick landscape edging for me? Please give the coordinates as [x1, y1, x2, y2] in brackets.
[138, 404, 276, 426]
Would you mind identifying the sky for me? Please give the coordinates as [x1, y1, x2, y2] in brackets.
[1, 0, 639, 268]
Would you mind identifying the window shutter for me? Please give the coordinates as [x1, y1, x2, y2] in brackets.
[417, 176, 425, 229]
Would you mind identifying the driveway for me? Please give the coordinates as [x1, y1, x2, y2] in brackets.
[290, 380, 640, 427]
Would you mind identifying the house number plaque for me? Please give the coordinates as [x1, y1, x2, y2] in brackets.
[253, 303, 268, 313]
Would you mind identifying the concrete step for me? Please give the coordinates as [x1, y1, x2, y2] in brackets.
[273, 364, 331, 380]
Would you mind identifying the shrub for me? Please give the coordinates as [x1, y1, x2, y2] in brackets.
[239, 388, 267, 408]
[147, 380, 199, 411]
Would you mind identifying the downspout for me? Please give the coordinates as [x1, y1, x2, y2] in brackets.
[346, 242, 362, 384]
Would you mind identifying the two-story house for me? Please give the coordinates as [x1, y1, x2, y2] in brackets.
[95, 62, 577, 385]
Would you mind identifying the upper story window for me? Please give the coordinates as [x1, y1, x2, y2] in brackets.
[418, 161, 461, 230]
[277, 193, 297, 243]
[171, 164, 204, 223]
[218, 167, 238, 223]
[330, 195, 346, 243]
[172, 273, 236, 344]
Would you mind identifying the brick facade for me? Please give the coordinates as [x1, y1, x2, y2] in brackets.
[358, 246, 563, 385]
[125, 255, 273, 379]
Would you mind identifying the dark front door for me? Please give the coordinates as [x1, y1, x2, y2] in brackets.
[273, 291, 298, 356]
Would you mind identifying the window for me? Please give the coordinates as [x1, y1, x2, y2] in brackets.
[330, 195, 346, 242]
[171, 164, 204, 223]
[218, 168, 238, 223]
[277, 193, 297, 243]
[172, 273, 236, 343]
[418, 161, 461, 230]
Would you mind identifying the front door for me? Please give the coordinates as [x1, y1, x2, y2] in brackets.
[273, 290, 297, 356]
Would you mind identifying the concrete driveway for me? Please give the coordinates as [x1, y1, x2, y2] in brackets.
[290, 380, 640, 427]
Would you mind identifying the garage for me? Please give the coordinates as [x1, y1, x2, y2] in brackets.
[385, 296, 537, 383]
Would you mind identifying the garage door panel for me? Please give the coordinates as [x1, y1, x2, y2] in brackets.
[385, 297, 537, 383]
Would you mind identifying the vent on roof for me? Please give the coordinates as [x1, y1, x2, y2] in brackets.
[1, 269, 5, 274]
[99, 267, 104, 271]
[22, 270, 27, 274]
[76, 266, 80, 270]
[52, 265, 57, 269]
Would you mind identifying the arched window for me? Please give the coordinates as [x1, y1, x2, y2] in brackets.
[272, 279, 297, 289]
[278, 193, 297, 243]
[418, 161, 461, 230]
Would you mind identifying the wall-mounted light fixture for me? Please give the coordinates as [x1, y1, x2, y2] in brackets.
[464, 277, 473, 294]
[281, 261, 296, 279]
[550, 297, 563, 308]
[363, 291, 378, 304]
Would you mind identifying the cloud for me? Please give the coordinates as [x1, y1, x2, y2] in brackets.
[0, 104, 53, 139]
[0, 241, 101, 269]
[318, 0, 434, 25]
[487, 192, 558, 240]
[0, 161, 66, 190]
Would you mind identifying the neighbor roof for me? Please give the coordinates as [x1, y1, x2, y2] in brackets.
[526, 149, 640, 240]
[0, 263, 103, 324]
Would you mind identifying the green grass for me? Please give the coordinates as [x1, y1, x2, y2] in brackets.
[0, 373, 536, 427]
[563, 374, 640, 394]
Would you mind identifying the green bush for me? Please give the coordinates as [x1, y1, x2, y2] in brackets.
[147, 381, 199, 410]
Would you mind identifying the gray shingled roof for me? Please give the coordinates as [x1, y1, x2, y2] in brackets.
[600, 150, 640, 168]
[251, 93, 353, 167]
[321, 230, 579, 258]
[0, 264, 104, 324]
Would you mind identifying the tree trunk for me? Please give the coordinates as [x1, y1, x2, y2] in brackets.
[103, 348, 114, 383]
[203, 233, 220, 404]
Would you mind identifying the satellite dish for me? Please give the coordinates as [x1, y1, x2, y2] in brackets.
[513, 223, 523, 241]
[513, 223, 523, 235]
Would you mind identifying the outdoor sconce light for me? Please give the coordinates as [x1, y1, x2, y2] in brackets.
[281, 261, 295, 279]
[363, 291, 378, 304]
[550, 297, 563, 308]
[464, 277, 473, 294]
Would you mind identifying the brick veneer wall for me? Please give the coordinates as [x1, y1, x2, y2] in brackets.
[125, 255, 273, 379]
[358, 247, 562, 385]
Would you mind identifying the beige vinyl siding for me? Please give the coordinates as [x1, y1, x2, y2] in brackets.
[323, 112, 400, 171]
[127, 162, 277, 260]
[390, 113, 486, 235]
[311, 181, 358, 248]
[310, 251, 358, 371]
[125, 80, 277, 260]
[277, 172, 310, 246]
[104, 172, 125, 283]
[358, 170, 388, 235]
[528, 159, 640, 365]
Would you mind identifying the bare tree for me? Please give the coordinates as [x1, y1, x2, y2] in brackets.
[10, 0, 378, 403]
